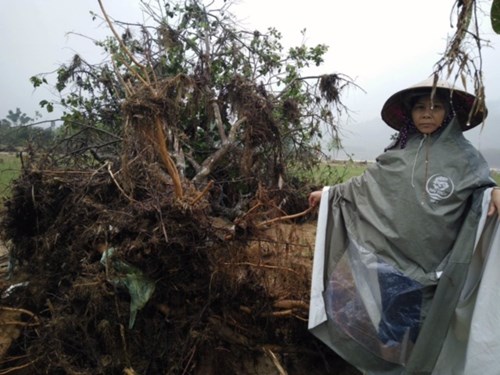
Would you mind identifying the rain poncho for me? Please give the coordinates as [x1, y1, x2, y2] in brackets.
[308, 117, 498, 374]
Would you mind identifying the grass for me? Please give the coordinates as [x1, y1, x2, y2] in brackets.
[291, 160, 367, 187]
[493, 171, 500, 185]
[295, 160, 500, 187]
[0, 152, 21, 206]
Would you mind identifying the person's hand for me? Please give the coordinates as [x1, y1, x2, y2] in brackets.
[308, 190, 323, 208]
[487, 188, 500, 218]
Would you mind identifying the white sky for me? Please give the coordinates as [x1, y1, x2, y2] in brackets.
[1, 0, 499, 157]
[0, 0, 143, 119]
[236, 0, 500, 110]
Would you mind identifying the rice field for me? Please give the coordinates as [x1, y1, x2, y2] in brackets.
[0, 152, 21, 205]
[300, 160, 500, 186]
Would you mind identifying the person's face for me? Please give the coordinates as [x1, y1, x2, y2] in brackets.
[411, 96, 446, 134]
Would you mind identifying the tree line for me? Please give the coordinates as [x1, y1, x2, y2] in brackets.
[0, 108, 57, 152]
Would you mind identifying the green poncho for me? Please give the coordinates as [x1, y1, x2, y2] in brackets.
[309, 118, 496, 374]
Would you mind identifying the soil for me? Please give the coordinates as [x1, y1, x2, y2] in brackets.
[0, 206, 361, 375]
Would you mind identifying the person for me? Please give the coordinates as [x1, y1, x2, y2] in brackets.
[307, 77, 500, 375]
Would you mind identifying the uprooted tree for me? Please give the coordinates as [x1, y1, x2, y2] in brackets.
[0, 1, 360, 374]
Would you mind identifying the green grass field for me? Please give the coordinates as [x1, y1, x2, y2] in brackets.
[0, 152, 21, 205]
[305, 160, 500, 186]
[291, 161, 367, 187]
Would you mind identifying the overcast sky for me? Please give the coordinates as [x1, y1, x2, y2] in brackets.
[1, 0, 499, 157]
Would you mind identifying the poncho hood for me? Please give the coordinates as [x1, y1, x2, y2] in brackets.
[341, 118, 492, 280]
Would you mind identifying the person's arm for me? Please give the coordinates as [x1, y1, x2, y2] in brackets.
[487, 187, 500, 218]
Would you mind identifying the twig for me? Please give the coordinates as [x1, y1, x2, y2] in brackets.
[0, 359, 37, 375]
[192, 116, 247, 184]
[263, 347, 288, 375]
[239, 305, 252, 314]
[97, 0, 150, 86]
[256, 206, 314, 227]
[155, 117, 184, 199]
[261, 309, 294, 318]
[156, 208, 169, 243]
[0, 354, 30, 365]
[224, 262, 300, 276]
[181, 346, 197, 375]
[211, 100, 227, 143]
[119, 323, 131, 368]
[0, 306, 40, 329]
[273, 300, 309, 311]
[239, 202, 263, 219]
[73, 281, 102, 287]
[190, 180, 214, 205]
[0, 320, 39, 328]
[110, 57, 134, 97]
[0, 306, 38, 319]
[107, 162, 136, 203]
[261, 310, 308, 322]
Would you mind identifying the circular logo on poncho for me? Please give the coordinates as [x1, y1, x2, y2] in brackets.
[426, 174, 454, 202]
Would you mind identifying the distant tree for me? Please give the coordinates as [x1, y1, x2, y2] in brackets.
[0, 108, 55, 151]
[5, 108, 34, 126]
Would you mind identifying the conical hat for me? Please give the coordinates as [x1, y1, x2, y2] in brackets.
[380, 77, 487, 131]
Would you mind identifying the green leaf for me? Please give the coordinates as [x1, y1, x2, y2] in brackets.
[492, 0, 500, 34]
[39, 100, 54, 113]
[30, 76, 43, 88]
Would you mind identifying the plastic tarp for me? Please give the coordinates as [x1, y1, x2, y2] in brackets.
[101, 247, 155, 328]
[433, 188, 500, 374]
[309, 187, 499, 374]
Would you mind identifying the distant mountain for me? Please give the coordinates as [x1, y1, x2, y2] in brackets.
[467, 99, 500, 169]
[334, 117, 394, 161]
[335, 99, 500, 169]
[480, 148, 500, 170]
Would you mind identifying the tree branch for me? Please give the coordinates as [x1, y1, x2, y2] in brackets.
[192, 116, 246, 185]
